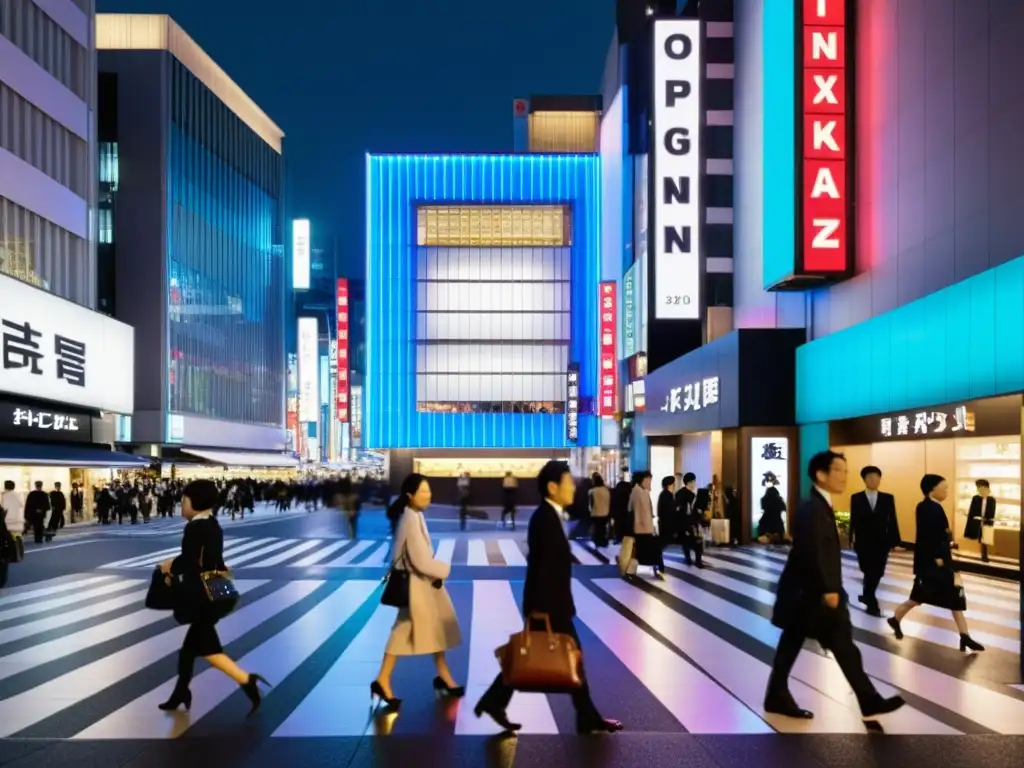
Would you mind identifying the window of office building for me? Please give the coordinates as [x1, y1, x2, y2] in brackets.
[0, 83, 88, 198]
[166, 61, 285, 427]
[414, 205, 571, 414]
[0, 196, 89, 304]
[0, 0, 88, 100]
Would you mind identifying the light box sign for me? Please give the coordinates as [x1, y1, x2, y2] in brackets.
[598, 282, 617, 416]
[297, 317, 319, 422]
[293, 219, 311, 290]
[652, 19, 702, 320]
[566, 363, 580, 443]
[0, 399, 93, 443]
[623, 263, 637, 358]
[659, 376, 720, 414]
[0, 273, 134, 414]
[750, 437, 790, 536]
[336, 279, 350, 423]
[800, 0, 850, 275]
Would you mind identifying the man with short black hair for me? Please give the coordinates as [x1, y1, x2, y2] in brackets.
[474, 460, 622, 735]
[850, 465, 900, 616]
[766, 451, 905, 723]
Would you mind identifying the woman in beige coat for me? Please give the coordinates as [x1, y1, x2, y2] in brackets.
[629, 471, 664, 579]
[372, 474, 463, 709]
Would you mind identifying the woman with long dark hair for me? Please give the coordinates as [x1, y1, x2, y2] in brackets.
[157, 479, 270, 713]
[372, 473, 463, 709]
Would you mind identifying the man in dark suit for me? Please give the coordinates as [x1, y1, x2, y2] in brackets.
[474, 460, 622, 735]
[765, 450, 905, 723]
[850, 465, 901, 616]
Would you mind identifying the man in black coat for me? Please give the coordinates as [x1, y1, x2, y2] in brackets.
[849, 465, 901, 616]
[765, 450, 905, 723]
[474, 460, 622, 735]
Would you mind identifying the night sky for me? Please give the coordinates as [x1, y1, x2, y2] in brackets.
[96, 0, 615, 276]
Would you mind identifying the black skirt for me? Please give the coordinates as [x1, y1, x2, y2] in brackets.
[909, 568, 966, 612]
[182, 620, 223, 656]
[634, 533, 664, 567]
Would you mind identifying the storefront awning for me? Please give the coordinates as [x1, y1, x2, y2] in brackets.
[182, 449, 300, 468]
[0, 442, 151, 468]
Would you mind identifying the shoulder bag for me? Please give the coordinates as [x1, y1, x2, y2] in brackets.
[198, 545, 239, 603]
[380, 543, 410, 608]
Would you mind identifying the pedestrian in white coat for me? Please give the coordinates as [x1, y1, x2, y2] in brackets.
[372, 473, 463, 709]
[1, 480, 26, 588]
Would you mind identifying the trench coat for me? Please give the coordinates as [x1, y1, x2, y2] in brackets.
[385, 508, 462, 656]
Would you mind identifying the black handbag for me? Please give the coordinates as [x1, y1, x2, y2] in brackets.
[198, 546, 239, 604]
[911, 567, 966, 612]
[145, 567, 176, 610]
[380, 544, 409, 608]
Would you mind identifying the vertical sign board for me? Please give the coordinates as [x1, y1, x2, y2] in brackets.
[336, 279, 350, 423]
[598, 282, 617, 416]
[652, 20, 702, 320]
[800, 0, 850, 274]
[297, 317, 319, 422]
[622, 263, 637, 358]
[292, 219, 311, 290]
[566, 364, 580, 443]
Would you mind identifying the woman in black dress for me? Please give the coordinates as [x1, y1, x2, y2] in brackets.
[158, 479, 270, 713]
[886, 474, 985, 652]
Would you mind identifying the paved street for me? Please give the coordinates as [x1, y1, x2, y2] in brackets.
[1, 504, 1022, 767]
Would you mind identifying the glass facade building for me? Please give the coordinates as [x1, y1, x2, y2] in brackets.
[365, 154, 601, 449]
[167, 59, 284, 427]
[97, 14, 286, 449]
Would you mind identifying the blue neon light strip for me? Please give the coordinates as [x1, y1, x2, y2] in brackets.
[364, 154, 602, 449]
[762, 0, 796, 289]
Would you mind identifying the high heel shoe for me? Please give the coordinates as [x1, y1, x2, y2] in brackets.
[240, 673, 272, 716]
[959, 634, 985, 652]
[371, 680, 402, 710]
[432, 676, 466, 698]
[158, 688, 192, 712]
[887, 616, 904, 640]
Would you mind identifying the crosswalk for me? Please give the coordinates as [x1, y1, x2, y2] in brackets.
[97, 535, 610, 570]
[73, 504, 316, 537]
[0, 546, 1020, 739]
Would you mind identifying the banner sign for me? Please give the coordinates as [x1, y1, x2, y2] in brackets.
[336, 279, 350, 423]
[598, 282, 617, 416]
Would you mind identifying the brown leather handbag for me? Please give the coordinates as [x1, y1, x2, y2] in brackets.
[495, 612, 583, 693]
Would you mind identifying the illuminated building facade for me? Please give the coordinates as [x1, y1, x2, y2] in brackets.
[97, 14, 288, 458]
[365, 154, 601, 450]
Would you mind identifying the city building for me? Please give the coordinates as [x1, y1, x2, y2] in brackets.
[0, 0, 144, 508]
[96, 14, 294, 473]
[365, 153, 601, 504]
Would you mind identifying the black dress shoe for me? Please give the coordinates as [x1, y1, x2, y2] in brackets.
[576, 717, 623, 734]
[432, 676, 466, 698]
[860, 694, 905, 721]
[865, 606, 882, 617]
[764, 698, 814, 719]
[473, 702, 522, 732]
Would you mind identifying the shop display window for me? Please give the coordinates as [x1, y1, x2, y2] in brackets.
[954, 436, 1020, 561]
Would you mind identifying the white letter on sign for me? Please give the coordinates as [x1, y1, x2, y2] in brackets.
[812, 74, 839, 105]
[811, 219, 841, 249]
[810, 167, 840, 199]
[812, 120, 839, 152]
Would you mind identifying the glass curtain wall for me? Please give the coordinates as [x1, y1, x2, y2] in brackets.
[167, 60, 284, 427]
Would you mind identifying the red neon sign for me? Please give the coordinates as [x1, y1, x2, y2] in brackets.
[336, 279, 350, 423]
[801, 0, 848, 273]
[598, 282, 617, 417]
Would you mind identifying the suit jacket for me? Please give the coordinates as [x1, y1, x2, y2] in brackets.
[523, 501, 575, 631]
[913, 498, 953, 575]
[772, 489, 847, 640]
[963, 495, 996, 540]
[849, 490, 900, 553]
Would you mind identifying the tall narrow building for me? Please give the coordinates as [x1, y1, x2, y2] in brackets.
[97, 13, 293, 469]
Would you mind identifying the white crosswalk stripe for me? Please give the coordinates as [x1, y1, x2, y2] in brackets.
[94, 536, 618, 570]
[0, 547, 1019, 739]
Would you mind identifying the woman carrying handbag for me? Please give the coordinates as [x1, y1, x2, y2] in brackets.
[887, 474, 985, 652]
[373, 473, 463, 710]
[157, 479, 271, 713]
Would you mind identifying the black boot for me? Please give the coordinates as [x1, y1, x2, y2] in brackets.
[240, 673, 272, 716]
[159, 650, 194, 711]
